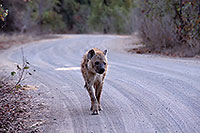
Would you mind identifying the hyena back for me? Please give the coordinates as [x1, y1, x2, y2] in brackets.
[81, 48, 108, 115]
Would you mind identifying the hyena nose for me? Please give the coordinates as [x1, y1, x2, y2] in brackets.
[99, 68, 105, 74]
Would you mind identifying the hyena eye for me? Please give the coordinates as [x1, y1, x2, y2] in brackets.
[103, 62, 106, 65]
[95, 61, 99, 65]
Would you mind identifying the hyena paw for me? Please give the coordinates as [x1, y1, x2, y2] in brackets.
[90, 106, 93, 111]
[91, 103, 99, 115]
[98, 105, 103, 111]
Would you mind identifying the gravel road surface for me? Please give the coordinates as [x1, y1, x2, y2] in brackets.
[1, 35, 200, 133]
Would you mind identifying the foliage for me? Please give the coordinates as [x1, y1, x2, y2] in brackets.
[88, 0, 134, 33]
[57, 0, 90, 33]
[1, 0, 27, 32]
[41, 11, 66, 32]
[0, 4, 8, 30]
[57, 0, 78, 31]
[8, 49, 36, 88]
[134, 0, 200, 56]
[26, 0, 65, 33]
[1, 0, 134, 34]
[141, 0, 200, 42]
[0, 4, 8, 21]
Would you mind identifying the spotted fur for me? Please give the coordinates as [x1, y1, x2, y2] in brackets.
[81, 48, 108, 115]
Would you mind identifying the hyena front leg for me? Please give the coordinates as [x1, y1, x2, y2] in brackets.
[85, 83, 99, 115]
[94, 81, 103, 111]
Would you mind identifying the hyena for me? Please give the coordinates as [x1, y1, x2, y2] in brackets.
[81, 48, 108, 115]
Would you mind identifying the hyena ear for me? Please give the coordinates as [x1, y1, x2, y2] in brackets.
[87, 49, 95, 59]
[103, 49, 108, 56]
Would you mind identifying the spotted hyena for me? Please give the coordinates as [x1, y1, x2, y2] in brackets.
[81, 48, 108, 115]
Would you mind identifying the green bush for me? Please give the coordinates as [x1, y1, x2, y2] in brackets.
[0, 4, 8, 22]
[88, 0, 134, 33]
[1, 0, 136, 34]
[42, 11, 66, 33]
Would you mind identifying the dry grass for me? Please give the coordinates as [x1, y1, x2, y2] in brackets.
[0, 55, 49, 132]
[0, 33, 59, 50]
[0, 67, 49, 132]
[0, 34, 36, 49]
[129, 10, 200, 57]
[0, 74, 41, 132]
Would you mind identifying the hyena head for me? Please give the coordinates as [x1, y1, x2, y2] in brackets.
[87, 48, 108, 74]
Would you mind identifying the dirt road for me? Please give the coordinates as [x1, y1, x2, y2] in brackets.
[1, 35, 200, 133]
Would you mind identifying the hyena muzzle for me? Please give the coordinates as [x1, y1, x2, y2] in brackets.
[81, 48, 108, 115]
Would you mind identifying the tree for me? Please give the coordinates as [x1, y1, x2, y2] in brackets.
[134, 0, 200, 56]
[88, 0, 134, 33]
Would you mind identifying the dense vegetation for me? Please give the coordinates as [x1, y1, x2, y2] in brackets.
[136, 0, 200, 56]
[0, 0, 200, 56]
[0, 0, 133, 33]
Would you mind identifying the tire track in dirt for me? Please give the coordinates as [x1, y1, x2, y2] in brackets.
[3, 35, 200, 133]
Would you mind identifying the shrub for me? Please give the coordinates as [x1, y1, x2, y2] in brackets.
[41, 11, 66, 33]
[132, 0, 200, 57]
[88, 0, 134, 34]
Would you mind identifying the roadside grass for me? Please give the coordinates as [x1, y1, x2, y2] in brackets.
[0, 33, 59, 50]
